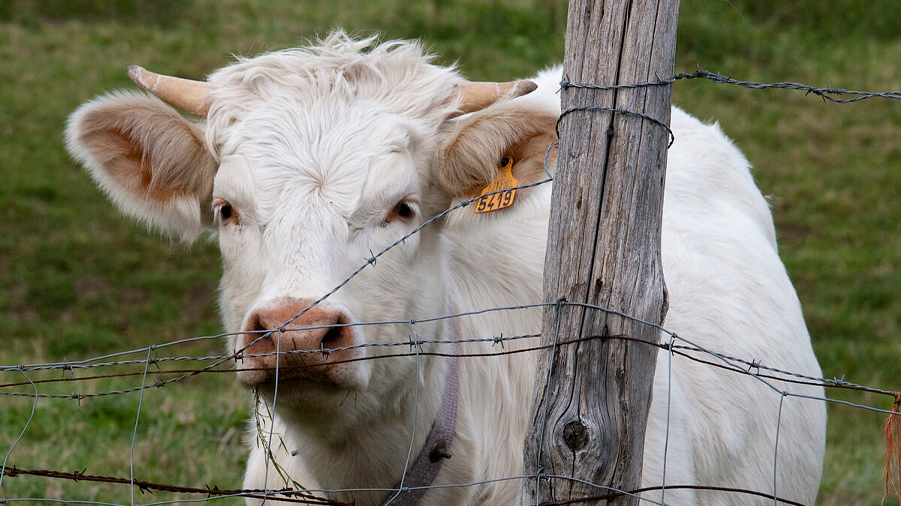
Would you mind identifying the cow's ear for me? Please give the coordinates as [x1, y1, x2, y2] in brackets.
[436, 100, 558, 201]
[66, 91, 217, 243]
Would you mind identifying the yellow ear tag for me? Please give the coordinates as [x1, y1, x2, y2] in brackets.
[474, 157, 517, 213]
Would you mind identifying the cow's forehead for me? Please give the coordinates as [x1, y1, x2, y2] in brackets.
[240, 98, 410, 157]
[202, 40, 463, 162]
[213, 100, 422, 220]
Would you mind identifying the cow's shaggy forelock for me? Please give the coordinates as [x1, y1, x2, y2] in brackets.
[204, 31, 464, 161]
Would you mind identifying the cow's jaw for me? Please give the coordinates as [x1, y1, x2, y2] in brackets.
[265, 327, 454, 505]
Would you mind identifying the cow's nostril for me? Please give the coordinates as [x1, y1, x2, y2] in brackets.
[321, 326, 344, 347]
[250, 315, 261, 332]
[249, 313, 274, 333]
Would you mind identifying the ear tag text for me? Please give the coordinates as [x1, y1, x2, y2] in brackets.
[474, 157, 517, 213]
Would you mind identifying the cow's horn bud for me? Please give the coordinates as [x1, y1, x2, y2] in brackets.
[127, 65, 213, 118]
[455, 80, 538, 114]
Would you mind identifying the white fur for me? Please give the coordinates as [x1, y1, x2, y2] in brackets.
[67, 33, 825, 506]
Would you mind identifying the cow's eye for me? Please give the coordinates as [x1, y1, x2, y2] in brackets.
[213, 198, 237, 224]
[386, 200, 417, 225]
[396, 202, 414, 218]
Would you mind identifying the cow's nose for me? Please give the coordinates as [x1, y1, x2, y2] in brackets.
[235, 300, 368, 390]
[240, 302, 356, 360]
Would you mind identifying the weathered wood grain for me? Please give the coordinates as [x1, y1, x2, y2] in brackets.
[517, 0, 679, 504]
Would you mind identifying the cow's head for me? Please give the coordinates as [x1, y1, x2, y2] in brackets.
[66, 33, 558, 420]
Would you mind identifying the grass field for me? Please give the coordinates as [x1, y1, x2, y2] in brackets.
[1, 0, 899, 504]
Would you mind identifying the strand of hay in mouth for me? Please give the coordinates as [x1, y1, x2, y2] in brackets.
[886, 391, 901, 505]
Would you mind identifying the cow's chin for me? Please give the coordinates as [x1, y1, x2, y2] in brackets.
[252, 374, 371, 411]
[235, 358, 371, 405]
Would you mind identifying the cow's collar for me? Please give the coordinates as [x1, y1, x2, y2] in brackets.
[382, 318, 459, 506]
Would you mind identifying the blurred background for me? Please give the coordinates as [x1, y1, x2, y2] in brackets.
[1, 0, 898, 504]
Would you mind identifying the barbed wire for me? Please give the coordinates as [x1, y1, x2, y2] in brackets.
[561, 68, 901, 103]
[2, 336, 896, 399]
[2, 309, 898, 413]
[4, 69, 900, 505]
[1, 466, 817, 506]
[0, 467, 343, 505]
[557, 67, 901, 151]
[0, 303, 550, 373]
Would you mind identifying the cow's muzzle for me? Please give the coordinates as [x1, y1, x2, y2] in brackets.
[235, 298, 361, 388]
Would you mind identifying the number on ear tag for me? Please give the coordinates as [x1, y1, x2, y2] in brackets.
[474, 157, 517, 213]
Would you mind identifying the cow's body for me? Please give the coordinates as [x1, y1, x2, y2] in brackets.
[66, 33, 825, 506]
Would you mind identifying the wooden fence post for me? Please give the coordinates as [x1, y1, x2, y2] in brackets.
[517, 0, 679, 504]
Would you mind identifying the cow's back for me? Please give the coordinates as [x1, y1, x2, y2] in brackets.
[656, 107, 825, 503]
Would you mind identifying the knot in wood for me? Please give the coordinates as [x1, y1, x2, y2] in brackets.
[563, 420, 589, 451]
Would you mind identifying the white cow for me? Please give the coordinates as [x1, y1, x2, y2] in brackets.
[66, 32, 826, 505]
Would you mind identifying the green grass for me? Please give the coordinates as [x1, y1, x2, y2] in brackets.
[1, 0, 898, 504]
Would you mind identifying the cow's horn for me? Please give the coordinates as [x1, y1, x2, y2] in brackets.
[455, 80, 538, 114]
[127, 65, 213, 118]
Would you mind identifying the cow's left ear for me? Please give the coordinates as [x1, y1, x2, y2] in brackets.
[66, 91, 218, 243]
[436, 100, 558, 201]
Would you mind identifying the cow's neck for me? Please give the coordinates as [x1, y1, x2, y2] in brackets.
[438, 192, 550, 497]
[379, 321, 459, 506]
[269, 317, 459, 505]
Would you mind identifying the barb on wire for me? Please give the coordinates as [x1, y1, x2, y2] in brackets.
[0, 332, 241, 373]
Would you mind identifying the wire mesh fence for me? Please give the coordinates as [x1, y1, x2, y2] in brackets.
[2, 71, 899, 506]
[2, 304, 898, 505]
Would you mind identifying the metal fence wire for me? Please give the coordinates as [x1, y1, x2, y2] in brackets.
[2, 71, 900, 506]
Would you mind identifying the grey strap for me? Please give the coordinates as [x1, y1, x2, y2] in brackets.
[383, 319, 459, 506]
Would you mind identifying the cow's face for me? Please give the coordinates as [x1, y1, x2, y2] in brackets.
[66, 35, 556, 417]
[211, 98, 445, 402]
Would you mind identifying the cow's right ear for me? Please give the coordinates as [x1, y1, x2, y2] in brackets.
[66, 91, 217, 243]
[436, 99, 558, 203]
